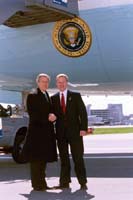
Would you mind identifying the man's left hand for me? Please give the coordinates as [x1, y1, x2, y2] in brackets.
[80, 130, 87, 136]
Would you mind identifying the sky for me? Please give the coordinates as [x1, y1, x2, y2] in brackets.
[82, 95, 133, 116]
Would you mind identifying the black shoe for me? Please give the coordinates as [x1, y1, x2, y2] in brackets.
[54, 183, 70, 189]
[33, 187, 45, 191]
[33, 186, 52, 191]
[80, 184, 88, 190]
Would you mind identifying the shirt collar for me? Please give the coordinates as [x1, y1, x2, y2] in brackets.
[60, 89, 67, 96]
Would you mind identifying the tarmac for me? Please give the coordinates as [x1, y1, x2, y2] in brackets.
[0, 133, 133, 200]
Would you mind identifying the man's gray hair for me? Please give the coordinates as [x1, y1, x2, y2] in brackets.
[36, 73, 50, 83]
[56, 73, 69, 81]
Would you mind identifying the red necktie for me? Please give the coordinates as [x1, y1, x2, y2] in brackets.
[61, 93, 66, 113]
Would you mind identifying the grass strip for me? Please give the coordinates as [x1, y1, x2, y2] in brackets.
[93, 127, 133, 134]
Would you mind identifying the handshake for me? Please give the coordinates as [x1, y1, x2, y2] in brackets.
[48, 113, 57, 122]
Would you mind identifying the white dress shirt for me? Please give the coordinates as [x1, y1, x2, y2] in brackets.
[60, 89, 67, 105]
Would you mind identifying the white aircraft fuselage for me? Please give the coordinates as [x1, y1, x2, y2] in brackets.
[0, 0, 133, 94]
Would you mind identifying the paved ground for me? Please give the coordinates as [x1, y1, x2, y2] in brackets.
[0, 133, 133, 200]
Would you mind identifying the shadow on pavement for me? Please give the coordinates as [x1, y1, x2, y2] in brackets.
[20, 188, 95, 200]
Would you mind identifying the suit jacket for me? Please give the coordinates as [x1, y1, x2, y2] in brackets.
[23, 88, 57, 162]
[51, 90, 88, 141]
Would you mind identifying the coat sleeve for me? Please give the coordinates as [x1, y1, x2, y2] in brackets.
[76, 93, 88, 131]
[26, 94, 34, 115]
[26, 94, 38, 120]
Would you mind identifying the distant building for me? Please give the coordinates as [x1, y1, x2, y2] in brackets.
[86, 104, 91, 116]
[108, 104, 123, 124]
[90, 109, 110, 124]
[129, 114, 133, 125]
[86, 103, 124, 125]
[88, 115, 104, 126]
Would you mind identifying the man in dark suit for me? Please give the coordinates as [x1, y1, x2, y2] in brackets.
[51, 74, 88, 190]
[24, 73, 57, 191]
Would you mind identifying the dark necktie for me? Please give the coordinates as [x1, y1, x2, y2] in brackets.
[44, 92, 49, 102]
[61, 93, 66, 113]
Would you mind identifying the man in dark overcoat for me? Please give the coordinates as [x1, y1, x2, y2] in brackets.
[24, 73, 57, 191]
[51, 74, 88, 190]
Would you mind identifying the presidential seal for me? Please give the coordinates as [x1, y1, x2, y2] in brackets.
[52, 17, 92, 57]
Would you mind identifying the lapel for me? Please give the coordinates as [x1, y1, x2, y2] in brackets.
[66, 90, 72, 113]
[45, 90, 51, 104]
[37, 88, 50, 104]
[56, 92, 62, 113]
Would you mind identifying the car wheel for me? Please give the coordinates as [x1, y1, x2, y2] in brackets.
[12, 127, 27, 164]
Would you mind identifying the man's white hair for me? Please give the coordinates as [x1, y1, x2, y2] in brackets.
[56, 73, 69, 81]
[36, 73, 50, 83]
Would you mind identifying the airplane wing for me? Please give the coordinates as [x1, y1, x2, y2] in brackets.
[0, 0, 78, 28]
